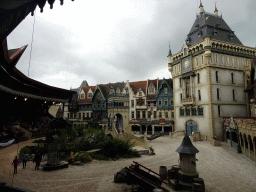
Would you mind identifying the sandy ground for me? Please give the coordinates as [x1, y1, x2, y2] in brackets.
[0, 137, 256, 192]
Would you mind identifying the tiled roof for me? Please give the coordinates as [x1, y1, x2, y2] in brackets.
[176, 135, 199, 154]
[130, 80, 147, 94]
[186, 12, 242, 46]
[79, 86, 96, 104]
[108, 82, 125, 91]
[98, 84, 109, 99]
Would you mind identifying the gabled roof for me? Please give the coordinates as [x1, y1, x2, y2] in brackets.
[108, 81, 125, 93]
[130, 80, 147, 94]
[176, 135, 199, 154]
[79, 86, 96, 104]
[156, 78, 173, 98]
[186, 11, 242, 47]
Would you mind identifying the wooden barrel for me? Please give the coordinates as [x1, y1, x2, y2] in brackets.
[192, 183, 204, 192]
[159, 166, 167, 179]
[168, 165, 181, 180]
[193, 178, 205, 192]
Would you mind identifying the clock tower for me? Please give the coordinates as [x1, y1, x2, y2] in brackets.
[168, 2, 256, 140]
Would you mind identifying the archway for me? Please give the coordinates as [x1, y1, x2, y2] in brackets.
[147, 125, 152, 135]
[132, 125, 140, 132]
[244, 134, 248, 149]
[186, 120, 197, 136]
[226, 131, 230, 140]
[231, 131, 238, 143]
[106, 134, 113, 139]
[248, 135, 253, 152]
[164, 126, 172, 135]
[115, 113, 123, 133]
[240, 133, 244, 147]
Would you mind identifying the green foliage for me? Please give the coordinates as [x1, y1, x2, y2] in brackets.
[32, 139, 45, 143]
[18, 146, 31, 160]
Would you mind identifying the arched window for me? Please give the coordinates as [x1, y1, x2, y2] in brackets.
[215, 54, 218, 64]
[184, 48, 187, 56]
[226, 56, 229, 66]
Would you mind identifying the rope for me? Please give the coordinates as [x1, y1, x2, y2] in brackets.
[28, 10, 36, 77]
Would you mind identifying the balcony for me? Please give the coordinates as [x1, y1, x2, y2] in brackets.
[182, 96, 196, 106]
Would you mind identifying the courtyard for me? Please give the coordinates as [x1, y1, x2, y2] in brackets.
[0, 136, 255, 192]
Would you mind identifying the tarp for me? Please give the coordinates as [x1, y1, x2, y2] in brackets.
[0, 139, 15, 147]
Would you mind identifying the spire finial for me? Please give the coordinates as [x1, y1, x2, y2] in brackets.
[199, 0, 204, 14]
[214, 1, 218, 16]
[168, 41, 172, 57]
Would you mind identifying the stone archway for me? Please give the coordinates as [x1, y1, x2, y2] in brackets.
[115, 113, 123, 133]
[186, 120, 197, 136]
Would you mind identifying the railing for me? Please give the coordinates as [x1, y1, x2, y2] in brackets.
[182, 96, 196, 105]
[108, 93, 129, 98]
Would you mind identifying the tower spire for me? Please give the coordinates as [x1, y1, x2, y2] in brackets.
[199, 0, 204, 14]
[167, 42, 172, 57]
[214, 1, 218, 16]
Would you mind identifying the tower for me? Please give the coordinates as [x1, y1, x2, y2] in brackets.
[168, 2, 256, 140]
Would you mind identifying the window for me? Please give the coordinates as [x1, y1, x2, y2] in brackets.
[148, 111, 151, 118]
[131, 111, 134, 119]
[198, 107, 203, 116]
[216, 54, 218, 64]
[211, 53, 214, 63]
[165, 99, 168, 106]
[226, 56, 229, 66]
[94, 104, 96, 109]
[180, 108, 184, 116]
[139, 92, 142, 96]
[217, 88, 220, 100]
[178, 64, 181, 72]
[198, 90, 201, 100]
[180, 93, 182, 101]
[79, 113, 81, 119]
[171, 112, 174, 118]
[174, 65, 177, 74]
[80, 94, 85, 99]
[142, 111, 146, 119]
[236, 57, 239, 67]
[97, 104, 100, 109]
[67, 113, 70, 119]
[216, 71, 219, 82]
[137, 111, 140, 119]
[159, 112, 162, 118]
[201, 55, 204, 64]
[197, 73, 200, 84]
[231, 57, 234, 66]
[218, 105, 221, 116]
[233, 89, 236, 101]
[165, 112, 168, 118]
[170, 99, 173, 106]
[131, 100, 134, 107]
[102, 103, 105, 109]
[158, 100, 162, 106]
[241, 58, 244, 67]
[186, 108, 190, 116]
[180, 79, 182, 87]
[231, 73, 234, 84]
[164, 88, 168, 94]
[154, 111, 157, 118]
[192, 108, 197, 116]
[196, 56, 198, 66]
[184, 48, 187, 56]
[88, 93, 92, 98]
[97, 94, 100, 99]
[221, 55, 224, 65]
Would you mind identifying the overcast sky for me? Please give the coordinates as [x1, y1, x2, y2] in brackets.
[7, 0, 256, 90]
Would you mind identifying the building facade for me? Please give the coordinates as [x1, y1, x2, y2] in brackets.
[168, 3, 256, 140]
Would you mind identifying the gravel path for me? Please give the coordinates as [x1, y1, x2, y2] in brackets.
[0, 137, 255, 192]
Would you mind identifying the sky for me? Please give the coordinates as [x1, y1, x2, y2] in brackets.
[7, 0, 256, 90]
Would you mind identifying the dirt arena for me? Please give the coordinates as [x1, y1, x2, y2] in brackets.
[0, 137, 255, 192]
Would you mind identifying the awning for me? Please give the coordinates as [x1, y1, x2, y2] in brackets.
[180, 72, 196, 79]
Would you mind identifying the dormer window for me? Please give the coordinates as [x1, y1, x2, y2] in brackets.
[80, 94, 85, 99]
[88, 93, 92, 98]
[148, 83, 155, 94]
[195, 24, 199, 29]
[213, 29, 217, 36]
[184, 48, 187, 56]
[198, 31, 202, 37]
[229, 33, 234, 40]
[186, 37, 191, 44]
[139, 92, 142, 96]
